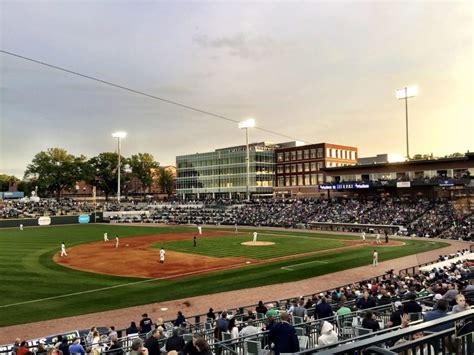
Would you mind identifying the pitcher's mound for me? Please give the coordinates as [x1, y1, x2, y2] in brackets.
[241, 241, 275, 246]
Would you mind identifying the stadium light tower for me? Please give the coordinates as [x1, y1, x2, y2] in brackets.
[238, 118, 256, 201]
[396, 86, 418, 160]
[112, 131, 127, 203]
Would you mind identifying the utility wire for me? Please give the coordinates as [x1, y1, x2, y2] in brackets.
[0, 49, 309, 143]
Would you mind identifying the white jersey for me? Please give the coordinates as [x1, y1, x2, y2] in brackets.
[160, 249, 166, 261]
[60, 243, 67, 257]
[253, 232, 258, 242]
[361, 232, 366, 241]
[19, 224, 23, 231]
[198, 226, 202, 235]
[104, 233, 109, 242]
[115, 237, 119, 248]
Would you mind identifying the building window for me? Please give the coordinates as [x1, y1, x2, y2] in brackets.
[304, 149, 310, 160]
[342, 150, 346, 159]
[291, 175, 297, 186]
[285, 176, 290, 186]
[304, 174, 311, 185]
[318, 174, 324, 183]
[304, 163, 310, 172]
[290, 151, 297, 160]
[327, 148, 331, 157]
[277, 176, 284, 187]
[297, 175, 303, 186]
[285, 165, 291, 173]
[291, 164, 297, 173]
[297, 150, 303, 160]
[317, 148, 323, 158]
[331, 149, 336, 158]
[351, 151, 356, 160]
[311, 174, 317, 185]
[317, 162, 324, 170]
[284, 152, 290, 161]
[277, 165, 284, 174]
[277, 153, 283, 162]
[297, 163, 303, 173]
[310, 149, 317, 159]
[310, 162, 317, 171]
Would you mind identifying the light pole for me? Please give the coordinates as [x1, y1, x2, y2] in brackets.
[396, 86, 418, 160]
[238, 118, 256, 201]
[112, 131, 127, 203]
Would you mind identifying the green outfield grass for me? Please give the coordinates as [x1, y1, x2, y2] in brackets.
[155, 233, 346, 259]
[0, 224, 448, 327]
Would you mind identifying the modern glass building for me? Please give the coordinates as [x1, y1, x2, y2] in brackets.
[176, 142, 277, 199]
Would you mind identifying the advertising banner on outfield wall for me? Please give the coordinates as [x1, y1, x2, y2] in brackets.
[396, 181, 411, 188]
[78, 215, 90, 223]
[38, 216, 51, 226]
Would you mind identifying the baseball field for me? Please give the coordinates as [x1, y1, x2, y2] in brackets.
[0, 224, 448, 327]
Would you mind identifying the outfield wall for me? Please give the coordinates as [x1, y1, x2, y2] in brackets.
[0, 213, 103, 228]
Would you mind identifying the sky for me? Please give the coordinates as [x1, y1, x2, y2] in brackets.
[0, 0, 472, 178]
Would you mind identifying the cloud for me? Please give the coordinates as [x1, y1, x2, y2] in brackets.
[193, 33, 276, 60]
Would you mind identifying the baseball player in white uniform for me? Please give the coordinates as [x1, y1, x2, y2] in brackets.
[253, 231, 258, 243]
[372, 250, 378, 267]
[19, 224, 23, 231]
[115, 236, 119, 248]
[361, 231, 366, 242]
[197, 225, 202, 235]
[159, 248, 166, 263]
[375, 233, 381, 244]
[60, 242, 68, 257]
[104, 232, 109, 242]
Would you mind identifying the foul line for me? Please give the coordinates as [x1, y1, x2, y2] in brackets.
[281, 260, 328, 271]
[0, 261, 251, 309]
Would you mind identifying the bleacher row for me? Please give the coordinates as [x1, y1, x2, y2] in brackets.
[3, 254, 473, 355]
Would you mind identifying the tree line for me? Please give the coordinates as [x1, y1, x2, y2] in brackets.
[2, 148, 174, 200]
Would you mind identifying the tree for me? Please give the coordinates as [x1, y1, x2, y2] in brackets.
[447, 152, 464, 158]
[0, 174, 19, 191]
[24, 148, 85, 199]
[411, 153, 431, 160]
[129, 153, 160, 195]
[158, 167, 174, 197]
[88, 152, 128, 201]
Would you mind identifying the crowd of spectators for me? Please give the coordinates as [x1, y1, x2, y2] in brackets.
[1, 197, 472, 240]
[8, 253, 473, 354]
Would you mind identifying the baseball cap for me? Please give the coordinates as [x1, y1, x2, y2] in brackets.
[394, 301, 402, 308]
[434, 294, 443, 300]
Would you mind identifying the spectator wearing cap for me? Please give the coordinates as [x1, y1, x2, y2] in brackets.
[140, 313, 153, 334]
[165, 328, 185, 352]
[68, 338, 85, 355]
[59, 337, 70, 355]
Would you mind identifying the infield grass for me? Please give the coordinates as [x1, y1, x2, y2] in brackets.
[0, 224, 448, 327]
[155, 233, 345, 259]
